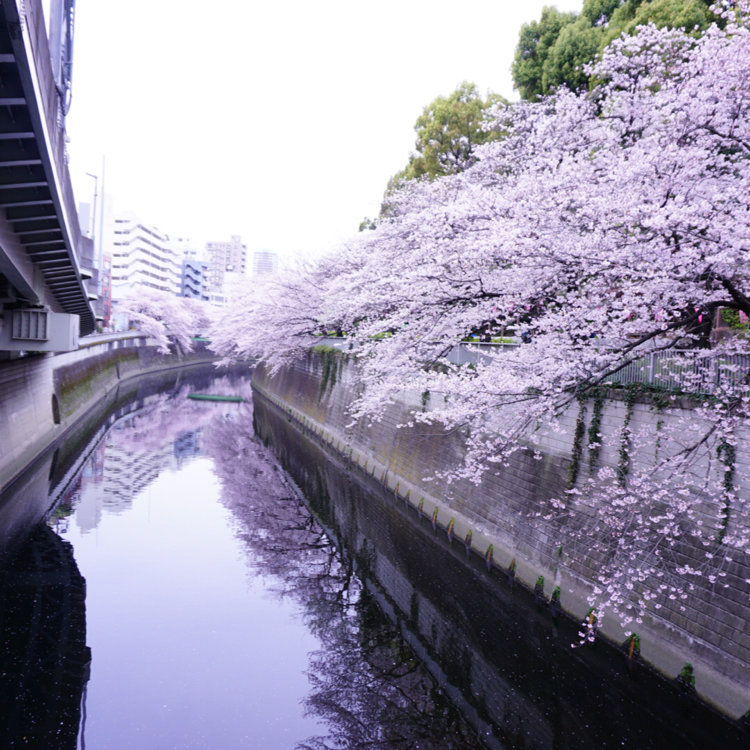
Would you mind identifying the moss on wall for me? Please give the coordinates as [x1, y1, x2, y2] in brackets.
[54, 349, 139, 420]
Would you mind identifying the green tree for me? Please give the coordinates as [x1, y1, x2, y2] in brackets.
[513, 0, 715, 100]
[580, 0, 626, 24]
[512, 7, 577, 101]
[542, 17, 604, 94]
[397, 82, 507, 182]
[604, 0, 712, 43]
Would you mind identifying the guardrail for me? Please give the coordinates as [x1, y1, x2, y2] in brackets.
[448, 343, 750, 394]
[606, 350, 750, 394]
[316, 337, 750, 395]
[78, 331, 150, 349]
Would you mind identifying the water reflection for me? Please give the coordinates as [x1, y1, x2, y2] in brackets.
[4, 370, 745, 749]
[1, 365, 229, 556]
[53, 376, 253, 537]
[206, 417, 480, 749]
[36, 372, 469, 748]
[50, 375, 327, 748]
[252, 393, 749, 750]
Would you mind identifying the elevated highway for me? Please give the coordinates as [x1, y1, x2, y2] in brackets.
[0, 0, 95, 354]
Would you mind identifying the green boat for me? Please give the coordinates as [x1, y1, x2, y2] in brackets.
[187, 393, 244, 403]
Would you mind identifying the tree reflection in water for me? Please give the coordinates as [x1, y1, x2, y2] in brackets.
[203, 410, 481, 749]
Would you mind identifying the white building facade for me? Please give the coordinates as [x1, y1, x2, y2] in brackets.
[252, 250, 278, 276]
[205, 235, 247, 302]
[110, 215, 182, 298]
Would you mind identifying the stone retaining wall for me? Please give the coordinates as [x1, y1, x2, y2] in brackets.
[253, 393, 747, 747]
[252, 351, 750, 719]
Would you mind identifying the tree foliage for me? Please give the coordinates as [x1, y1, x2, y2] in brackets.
[210, 262, 331, 370]
[118, 286, 213, 354]
[512, 6, 579, 100]
[512, 0, 715, 99]
[213, 6, 750, 629]
[401, 82, 507, 181]
[606, 0, 713, 39]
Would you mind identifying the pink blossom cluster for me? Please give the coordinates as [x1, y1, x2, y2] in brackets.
[211, 6, 750, 628]
[119, 286, 214, 354]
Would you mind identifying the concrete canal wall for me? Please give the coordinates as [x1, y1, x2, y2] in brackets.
[0, 334, 216, 507]
[253, 394, 746, 748]
[252, 350, 750, 720]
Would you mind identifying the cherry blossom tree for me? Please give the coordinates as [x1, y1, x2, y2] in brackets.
[212, 4, 750, 629]
[209, 255, 350, 370]
[118, 286, 213, 354]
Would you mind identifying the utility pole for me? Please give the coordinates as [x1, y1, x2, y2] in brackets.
[97, 156, 106, 295]
[85, 171, 98, 239]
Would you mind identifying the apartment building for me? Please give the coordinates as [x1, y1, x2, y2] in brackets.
[252, 250, 278, 276]
[110, 215, 181, 298]
[181, 258, 210, 300]
[205, 235, 247, 300]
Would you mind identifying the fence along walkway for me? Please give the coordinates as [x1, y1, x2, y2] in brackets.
[604, 349, 750, 394]
[450, 343, 750, 395]
[320, 337, 750, 396]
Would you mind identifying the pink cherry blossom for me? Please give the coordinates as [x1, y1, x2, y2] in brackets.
[211, 4, 750, 628]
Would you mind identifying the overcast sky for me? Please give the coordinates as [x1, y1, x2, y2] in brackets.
[60, 0, 583, 259]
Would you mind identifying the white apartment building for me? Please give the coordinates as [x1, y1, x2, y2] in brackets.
[205, 235, 247, 301]
[252, 250, 278, 276]
[172, 235, 203, 261]
[110, 214, 182, 298]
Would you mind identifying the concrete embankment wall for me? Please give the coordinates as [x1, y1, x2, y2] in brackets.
[252, 351, 750, 720]
[253, 394, 747, 748]
[0, 335, 215, 501]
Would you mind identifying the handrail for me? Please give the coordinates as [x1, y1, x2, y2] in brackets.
[312, 337, 750, 395]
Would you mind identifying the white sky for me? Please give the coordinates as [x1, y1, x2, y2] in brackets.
[60, 0, 583, 260]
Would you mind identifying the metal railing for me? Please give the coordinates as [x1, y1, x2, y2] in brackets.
[605, 350, 750, 394]
[316, 337, 750, 395]
[449, 344, 750, 395]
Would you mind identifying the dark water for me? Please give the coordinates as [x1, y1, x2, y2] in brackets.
[251, 392, 750, 750]
[0, 371, 747, 749]
[0, 373, 477, 749]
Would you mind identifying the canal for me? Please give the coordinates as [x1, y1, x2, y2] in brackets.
[0, 370, 746, 749]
